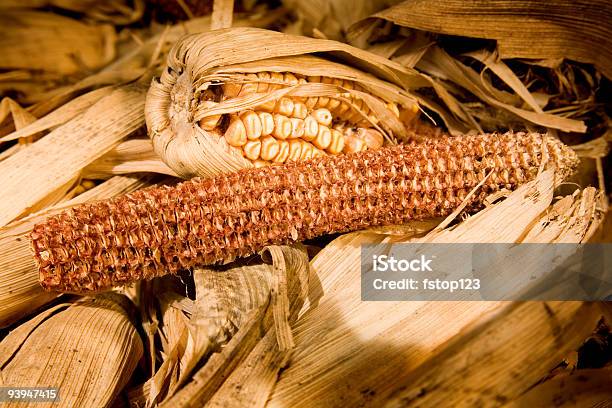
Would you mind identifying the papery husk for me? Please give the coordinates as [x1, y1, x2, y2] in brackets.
[145, 26, 425, 179]
[84, 138, 178, 178]
[268, 171, 607, 407]
[352, 0, 612, 79]
[0, 0, 145, 24]
[383, 302, 612, 407]
[0, 81, 148, 227]
[0, 174, 156, 328]
[0, 294, 143, 408]
[158, 245, 309, 407]
[505, 368, 612, 407]
[0, 11, 116, 75]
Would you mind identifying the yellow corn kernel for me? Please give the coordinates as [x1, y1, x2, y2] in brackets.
[260, 136, 280, 160]
[289, 118, 305, 139]
[292, 101, 308, 119]
[283, 72, 298, 85]
[312, 147, 326, 157]
[313, 125, 332, 150]
[288, 140, 303, 161]
[256, 72, 271, 92]
[304, 97, 318, 110]
[269, 72, 285, 89]
[273, 140, 290, 163]
[303, 116, 319, 141]
[327, 129, 345, 154]
[258, 99, 277, 112]
[272, 114, 292, 139]
[300, 141, 314, 160]
[240, 110, 263, 140]
[243, 140, 262, 160]
[275, 97, 294, 117]
[312, 108, 332, 126]
[224, 117, 247, 147]
[259, 112, 274, 136]
[387, 102, 400, 117]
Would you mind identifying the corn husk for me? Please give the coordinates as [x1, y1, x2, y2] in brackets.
[383, 302, 612, 407]
[0, 0, 145, 24]
[0, 294, 143, 407]
[0, 174, 156, 328]
[355, 0, 612, 80]
[0, 82, 147, 227]
[267, 171, 608, 407]
[126, 245, 309, 407]
[145, 26, 425, 178]
[0, 11, 116, 75]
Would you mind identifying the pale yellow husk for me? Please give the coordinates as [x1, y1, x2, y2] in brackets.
[0, 294, 143, 408]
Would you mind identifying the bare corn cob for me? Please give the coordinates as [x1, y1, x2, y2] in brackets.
[31, 132, 578, 293]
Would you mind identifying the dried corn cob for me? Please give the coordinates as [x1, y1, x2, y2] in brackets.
[31, 132, 578, 293]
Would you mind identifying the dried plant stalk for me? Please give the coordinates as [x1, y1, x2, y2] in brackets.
[145, 27, 424, 179]
[30, 132, 577, 293]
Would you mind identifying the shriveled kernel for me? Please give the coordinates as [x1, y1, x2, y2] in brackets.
[356, 128, 384, 150]
[273, 140, 290, 163]
[313, 126, 332, 150]
[252, 159, 268, 168]
[259, 112, 274, 136]
[289, 118, 305, 139]
[240, 110, 263, 140]
[312, 108, 332, 126]
[288, 140, 303, 161]
[303, 116, 319, 141]
[243, 140, 262, 160]
[273, 114, 293, 139]
[198, 101, 222, 130]
[224, 117, 247, 147]
[260, 136, 280, 160]
[343, 134, 366, 153]
[327, 129, 345, 154]
[283, 72, 298, 85]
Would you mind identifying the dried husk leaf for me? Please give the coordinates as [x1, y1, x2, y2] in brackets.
[0, 0, 145, 24]
[0, 294, 143, 407]
[353, 0, 612, 79]
[84, 138, 178, 178]
[268, 171, 606, 407]
[0, 82, 148, 227]
[145, 27, 424, 178]
[505, 368, 612, 407]
[383, 302, 612, 407]
[160, 245, 309, 407]
[0, 11, 116, 75]
[0, 174, 156, 328]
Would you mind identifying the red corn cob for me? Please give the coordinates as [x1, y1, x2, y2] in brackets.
[30, 132, 578, 292]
